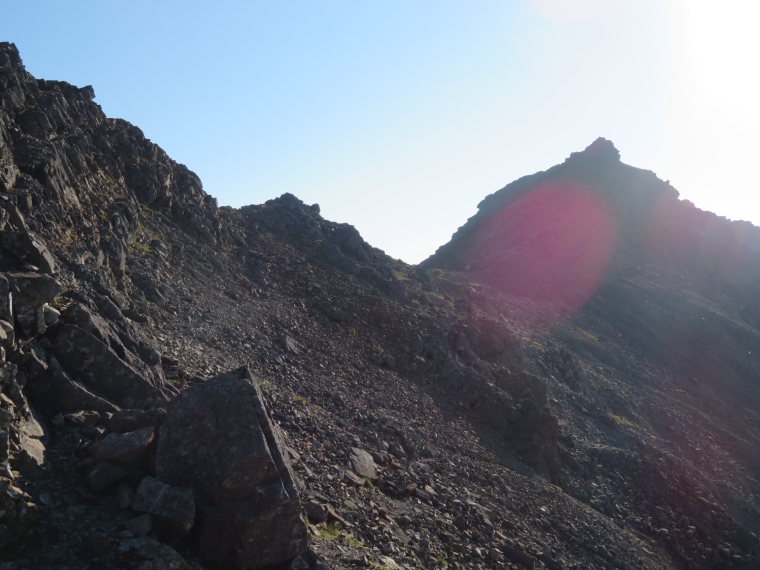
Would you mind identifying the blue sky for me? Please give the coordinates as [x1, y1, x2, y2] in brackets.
[3, 1, 758, 263]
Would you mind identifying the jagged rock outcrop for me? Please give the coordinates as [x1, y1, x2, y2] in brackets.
[0, 41, 220, 286]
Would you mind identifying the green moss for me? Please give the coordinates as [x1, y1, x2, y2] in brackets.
[607, 413, 637, 427]
[361, 477, 381, 494]
[131, 241, 152, 254]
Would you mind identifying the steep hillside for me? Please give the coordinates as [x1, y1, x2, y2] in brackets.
[423, 137, 760, 567]
[1, 42, 759, 570]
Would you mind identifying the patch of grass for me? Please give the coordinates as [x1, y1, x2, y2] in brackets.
[435, 555, 449, 566]
[607, 413, 637, 427]
[526, 338, 545, 351]
[574, 327, 599, 342]
[131, 241, 153, 254]
[319, 521, 341, 540]
[313, 522, 364, 549]
[392, 270, 409, 281]
[429, 292, 454, 308]
[343, 325, 358, 337]
[50, 295, 70, 310]
[362, 477, 381, 494]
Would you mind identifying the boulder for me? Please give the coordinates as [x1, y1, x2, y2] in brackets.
[0, 231, 57, 273]
[84, 462, 129, 492]
[0, 273, 12, 322]
[348, 447, 377, 479]
[8, 272, 61, 335]
[9, 272, 61, 309]
[105, 537, 191, 570]
[90, 427, 155, 469]
[156, 366, 308, 568]
[15, 406, 46, 475]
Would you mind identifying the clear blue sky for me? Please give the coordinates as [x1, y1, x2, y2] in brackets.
[3, 1, 758, 263]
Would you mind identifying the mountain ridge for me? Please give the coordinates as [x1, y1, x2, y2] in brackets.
[1, 41, 759, 570]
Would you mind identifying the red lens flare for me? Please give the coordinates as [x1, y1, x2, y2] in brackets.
[465, 181, 615, 323]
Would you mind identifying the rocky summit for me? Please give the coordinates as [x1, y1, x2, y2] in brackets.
[0, 41, 759, 570]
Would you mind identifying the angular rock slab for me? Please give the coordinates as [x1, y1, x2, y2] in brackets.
[156, 366, 307, 568]
[90, 426, 155, 469]
[51, 324, 167, 409]
[349, 447, 376, 479]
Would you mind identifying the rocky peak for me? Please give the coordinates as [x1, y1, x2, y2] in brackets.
[0, 42, 22, 69]
[423, 139, 760, 289]
[566, 136, 621, 163]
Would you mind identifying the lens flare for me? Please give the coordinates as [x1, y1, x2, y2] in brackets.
[465, 181, 615, 323]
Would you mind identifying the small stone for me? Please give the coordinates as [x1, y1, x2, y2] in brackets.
[84, 462, 128, 492]
[414, 488, 431, 501]
[305, 501, 328, 524]
[42, 304, 60, 326]
[377, 556, 400, 569]
[388, 442, 406, 459]
[124, 514, 152, 536]
[131, 476, 195, 544]
[117, 485, 133, 509]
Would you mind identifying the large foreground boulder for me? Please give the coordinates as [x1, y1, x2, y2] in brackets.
[156, 366, 308, 568]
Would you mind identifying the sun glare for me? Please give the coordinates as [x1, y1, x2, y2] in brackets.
[529, 0, 622, 22]
[661, 0, 760, 224]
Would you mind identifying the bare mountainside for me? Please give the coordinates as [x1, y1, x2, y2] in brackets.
[1, 42, 759, 569]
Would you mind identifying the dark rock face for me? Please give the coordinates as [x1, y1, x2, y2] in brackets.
[51, 324, 167, 409]
[156, 367, 308, 568]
